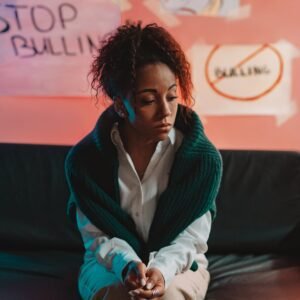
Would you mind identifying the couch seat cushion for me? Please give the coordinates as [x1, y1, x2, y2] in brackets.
[206, 254, 300, 300]
[0, 250, 82, 300]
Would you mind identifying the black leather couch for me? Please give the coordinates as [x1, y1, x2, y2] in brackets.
[0, 143, 299, 300]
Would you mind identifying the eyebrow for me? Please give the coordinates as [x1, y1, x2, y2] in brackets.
[136, 83, 177, 95]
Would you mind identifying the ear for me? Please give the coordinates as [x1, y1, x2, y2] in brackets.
[113, 96, 128, 119]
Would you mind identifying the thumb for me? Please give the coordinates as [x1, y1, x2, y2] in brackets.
[135, 262, 147, 287]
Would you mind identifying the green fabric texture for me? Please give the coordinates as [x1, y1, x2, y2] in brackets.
[65, 105, 223, 270]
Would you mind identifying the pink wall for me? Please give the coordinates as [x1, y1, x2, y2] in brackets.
[1, 0, 299, 150]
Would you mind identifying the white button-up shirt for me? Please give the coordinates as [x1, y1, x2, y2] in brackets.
[76, 123, 212, 288]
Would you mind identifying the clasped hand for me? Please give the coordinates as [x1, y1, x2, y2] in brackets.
[123, 261, 165, 299]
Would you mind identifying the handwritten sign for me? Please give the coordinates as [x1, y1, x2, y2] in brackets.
[188, 41, 299, 124]
[205, 44, 283, 101]
[0, 0, 120, 96]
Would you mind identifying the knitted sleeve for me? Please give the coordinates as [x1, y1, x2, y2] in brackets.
[64, 142, 145, 255]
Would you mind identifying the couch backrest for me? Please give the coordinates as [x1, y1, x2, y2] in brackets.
[0, 144, 299, 254]
[208, 150, 300, 255]
[0, 143, 83, 252]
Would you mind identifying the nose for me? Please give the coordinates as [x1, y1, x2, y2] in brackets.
[159, 99, 172, 118]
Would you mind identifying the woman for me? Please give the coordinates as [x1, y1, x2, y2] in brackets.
[65, 21, 222, 300]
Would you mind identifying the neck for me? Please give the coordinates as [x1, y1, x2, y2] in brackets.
[119, 122, 158, 179]
[119, 122, 158, 156]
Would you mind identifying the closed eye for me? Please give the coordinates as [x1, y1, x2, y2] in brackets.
[168, 96, 178, 101]
[140, 95, 177, 106]
[141, 99, 155, 105]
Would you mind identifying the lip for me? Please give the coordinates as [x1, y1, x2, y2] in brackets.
[155, 123, 172, 128]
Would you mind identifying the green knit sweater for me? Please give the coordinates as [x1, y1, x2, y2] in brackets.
[65, 105, 223, 270]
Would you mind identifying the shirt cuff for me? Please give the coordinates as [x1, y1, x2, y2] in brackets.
[112, 250, 142, 283]
[147, 252, 178, 289]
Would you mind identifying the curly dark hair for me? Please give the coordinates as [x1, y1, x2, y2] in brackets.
[89, 21, 194, 111]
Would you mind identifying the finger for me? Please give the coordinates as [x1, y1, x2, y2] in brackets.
[128, 288, 140, 298]
[145, 278, 155, 290]
[125, 275, 139, 290]
[145, 271, 160, 290]
[135, 263, 147, 287]
[150, 285, 164, 299]
[146, 268, 165, 289]
[128, 288, 147, 300]
[136, 285, 164, 299]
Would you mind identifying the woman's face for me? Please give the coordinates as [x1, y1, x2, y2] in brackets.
[122, 62, 179, 143]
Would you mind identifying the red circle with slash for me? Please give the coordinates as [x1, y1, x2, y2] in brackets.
[205, 44, 284, 101]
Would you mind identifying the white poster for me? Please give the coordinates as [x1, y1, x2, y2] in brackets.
[160, 0, 240, 16]
[188, 40, 299, 124]
[0, 0, 120, 96]
[142, 0, 249, 28]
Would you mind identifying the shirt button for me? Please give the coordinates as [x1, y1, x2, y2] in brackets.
[135, 212, 139, 217]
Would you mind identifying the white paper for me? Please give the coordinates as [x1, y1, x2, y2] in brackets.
[160, 0, 240, 16]
[188, 40, 299, 124]
[0, 0, 120, 96]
